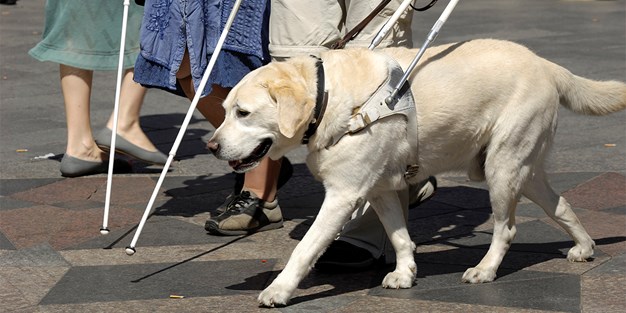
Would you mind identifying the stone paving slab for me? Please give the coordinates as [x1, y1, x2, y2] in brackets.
[1, 0, 625, 312]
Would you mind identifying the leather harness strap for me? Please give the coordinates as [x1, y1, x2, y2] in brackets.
[331, 0, 392, 50]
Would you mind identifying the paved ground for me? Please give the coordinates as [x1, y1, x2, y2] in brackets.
[1, 0, 625, 312]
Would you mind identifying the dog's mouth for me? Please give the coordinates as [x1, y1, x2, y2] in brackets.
[228, 138, 273, 172]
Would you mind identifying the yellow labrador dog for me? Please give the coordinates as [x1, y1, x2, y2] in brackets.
[207, 39, 626, 307]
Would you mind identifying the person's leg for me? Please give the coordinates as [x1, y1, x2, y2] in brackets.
[268, 0, 344, 60]
[60, 64, 104, 162]
[104, 69, 158, 152]
[176, 50, 284, 204]
[316, 177, 437, 270]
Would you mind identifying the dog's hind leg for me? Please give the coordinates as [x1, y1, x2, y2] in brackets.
[258, 193, 364, 307]
[462, 144, 530, 283]
[369, 189, 417, 289]
[522, 169, 595, 261]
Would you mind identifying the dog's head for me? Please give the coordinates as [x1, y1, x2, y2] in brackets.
[207, 58, 317, 173]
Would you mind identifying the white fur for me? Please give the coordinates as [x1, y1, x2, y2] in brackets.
[208, 39, 626, 307]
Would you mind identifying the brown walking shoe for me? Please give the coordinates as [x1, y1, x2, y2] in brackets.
[205, 190, 283, 236]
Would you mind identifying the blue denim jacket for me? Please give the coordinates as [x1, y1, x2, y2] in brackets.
[134, 0, 269, 97]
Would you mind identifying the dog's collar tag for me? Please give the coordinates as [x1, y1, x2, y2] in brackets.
[302, 56, 328, 144]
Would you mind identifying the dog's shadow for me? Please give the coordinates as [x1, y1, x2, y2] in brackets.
[148, 165, 624, 304]
[247, 182, 624, 304]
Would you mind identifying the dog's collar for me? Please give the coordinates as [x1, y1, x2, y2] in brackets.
[302, 56, 328, 144]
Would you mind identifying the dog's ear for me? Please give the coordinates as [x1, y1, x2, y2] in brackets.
[269, 83, 314, 139]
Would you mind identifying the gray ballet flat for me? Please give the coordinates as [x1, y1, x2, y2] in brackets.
[94, 128, 168, 165]
[60, 154, 131, 178]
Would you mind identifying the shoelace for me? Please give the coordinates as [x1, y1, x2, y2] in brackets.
[226, 191, 259, 213]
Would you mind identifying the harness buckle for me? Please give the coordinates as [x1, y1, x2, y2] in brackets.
[348, 113, 371, 134]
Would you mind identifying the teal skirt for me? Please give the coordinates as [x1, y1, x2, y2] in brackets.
[29, 0, 144, 71]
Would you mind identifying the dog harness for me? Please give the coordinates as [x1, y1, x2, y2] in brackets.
[330, 56, 420, 179]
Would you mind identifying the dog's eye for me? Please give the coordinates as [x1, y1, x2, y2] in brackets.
[236, 109, 250, 117]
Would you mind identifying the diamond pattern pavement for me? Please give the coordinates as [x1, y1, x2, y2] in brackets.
[1, 0, 625, 312]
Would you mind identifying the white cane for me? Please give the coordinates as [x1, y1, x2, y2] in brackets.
[101, 0, 132, 235]
[386, 0, 459, 105]
[368, 0, 414, 50]
[125, 0, 244, 255]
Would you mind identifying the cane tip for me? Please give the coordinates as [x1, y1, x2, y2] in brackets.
[100, 228, 110, 235]
[125, 246, 136, 256]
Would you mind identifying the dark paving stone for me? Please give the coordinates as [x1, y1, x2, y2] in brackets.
[281, 267, 389, 307]
[280, 193, 325, 222]
[563, 172, 626, 211]
[585, 253, 626, 276]
[415, 220, 608, 273]
[280, 295, 361, 313]
[153, 193, 226, 217]
[139, 114, 204, 136]
[277, 165, 325, 200]
[440, 172, 602, 197]
[448, 220, 576, 255]
[516, 202, 549, 218]
[68, 215, 241, 250]
[514, 202, 587, 219]
[416, 243, 584, 275]
[370, 267, 580, 312]
[408, 209, 492, 245]
[0, 230, 16, 250]
[160, 174, 235, 198]
[601, 205, 626, 216]
[429, 186, 492, 210]
[408, 200, 467, 219]
[0, 243, 69, 266]
[545, 172, 602, 194]
[0, 196, 36, 211]
[39, 259, 276, 305]
[0, 178, 61, 196]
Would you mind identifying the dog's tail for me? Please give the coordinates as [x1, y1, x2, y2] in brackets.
[550, 61, 626, 116]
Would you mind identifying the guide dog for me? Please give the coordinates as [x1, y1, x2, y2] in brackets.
[207, 39, 626, 307]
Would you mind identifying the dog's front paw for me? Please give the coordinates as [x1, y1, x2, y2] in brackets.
[567, 242, 594, 262]
[462, 267, 496, 283]
[382, 269, 416, 289]
[258, 284, 291, 308]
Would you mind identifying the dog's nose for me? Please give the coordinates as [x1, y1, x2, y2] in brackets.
[206, 141, 219, 154]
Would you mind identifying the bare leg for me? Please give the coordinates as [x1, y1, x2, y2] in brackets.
[105, 69, 158, 152]
[59, 64, 105, 162]
[177, 50, 281, 202]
